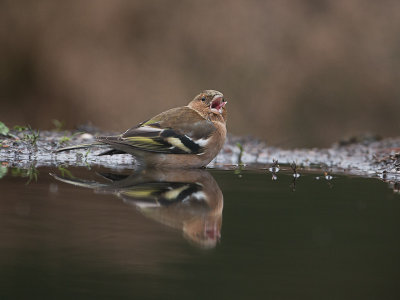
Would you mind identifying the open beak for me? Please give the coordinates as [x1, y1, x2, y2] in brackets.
[210, 95, 227, 114]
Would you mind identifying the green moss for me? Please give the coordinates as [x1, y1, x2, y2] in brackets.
[0, 122, 10, 136]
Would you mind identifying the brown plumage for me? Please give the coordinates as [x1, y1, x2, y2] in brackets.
[51, 168, 224, 248]
[56, 90, 228, 168]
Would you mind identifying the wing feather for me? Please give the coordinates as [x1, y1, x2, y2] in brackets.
[98, 107, 215, 155]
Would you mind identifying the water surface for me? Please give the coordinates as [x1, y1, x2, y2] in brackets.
[1, 166, 400, 299]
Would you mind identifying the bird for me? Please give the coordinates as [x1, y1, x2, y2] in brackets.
[56, 90, 228, 168]
[51, 168, 224, 248]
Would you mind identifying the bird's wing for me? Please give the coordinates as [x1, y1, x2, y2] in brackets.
[120, 182, 204, 208]
[98, 107, 216, 154]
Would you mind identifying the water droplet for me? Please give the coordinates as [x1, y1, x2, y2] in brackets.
[268, 167, 280, 173]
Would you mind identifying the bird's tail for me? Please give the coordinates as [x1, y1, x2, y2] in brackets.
[54, 142, 104, 153]
[49, 173, 108, 189]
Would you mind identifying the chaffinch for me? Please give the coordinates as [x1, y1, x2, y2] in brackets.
[51, 168, 223, 248]
[57, 90, 227, 168]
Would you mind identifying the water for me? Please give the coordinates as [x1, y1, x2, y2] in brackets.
[1, 166, 400, 299]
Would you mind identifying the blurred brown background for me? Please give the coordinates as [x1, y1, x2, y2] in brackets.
[1, 0, 400, 147]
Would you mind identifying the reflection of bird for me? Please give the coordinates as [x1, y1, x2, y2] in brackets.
[51, 168, 223, 249]
[56, 90, 227, 168]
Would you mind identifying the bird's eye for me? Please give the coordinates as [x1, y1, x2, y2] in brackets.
[201, 97, 206, 102]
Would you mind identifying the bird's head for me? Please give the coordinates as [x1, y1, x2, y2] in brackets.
[188, 90, 227, 122]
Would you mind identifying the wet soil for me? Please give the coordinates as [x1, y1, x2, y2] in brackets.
[0, 130, 399, 181]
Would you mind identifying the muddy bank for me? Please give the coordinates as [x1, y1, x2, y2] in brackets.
[0, 129, 399, 180]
